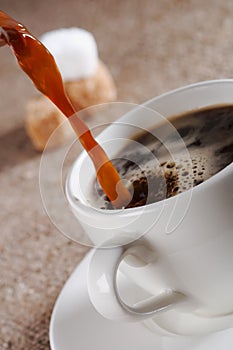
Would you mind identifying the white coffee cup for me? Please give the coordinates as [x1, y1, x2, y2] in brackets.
[66, 80, 233, 336]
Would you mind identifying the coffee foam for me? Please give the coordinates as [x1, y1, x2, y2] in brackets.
[90, 105, 233, 209]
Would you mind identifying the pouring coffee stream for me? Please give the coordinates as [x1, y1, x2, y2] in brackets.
[0, 10, 132, 209]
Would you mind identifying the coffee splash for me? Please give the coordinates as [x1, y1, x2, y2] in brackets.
[93, 105, 233, 209]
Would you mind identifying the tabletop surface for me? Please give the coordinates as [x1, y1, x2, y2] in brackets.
[1, 0, 233, 348]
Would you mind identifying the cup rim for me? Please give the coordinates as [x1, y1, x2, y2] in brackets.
[143, 78, 233, 109]
[66, 79, 233, 217]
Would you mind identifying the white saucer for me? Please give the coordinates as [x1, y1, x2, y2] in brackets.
[50, 251, 233, 350]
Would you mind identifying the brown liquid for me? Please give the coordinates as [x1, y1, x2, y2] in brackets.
[94, 105, 233, 209]
[0, 10, 131, 208]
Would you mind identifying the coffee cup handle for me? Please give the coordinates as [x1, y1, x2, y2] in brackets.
[87, 245, 185, 321]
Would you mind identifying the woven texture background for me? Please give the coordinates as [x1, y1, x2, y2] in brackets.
[1, 0, 233, 348]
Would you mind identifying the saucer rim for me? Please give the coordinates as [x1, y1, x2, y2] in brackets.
[49, 250, 233, 350]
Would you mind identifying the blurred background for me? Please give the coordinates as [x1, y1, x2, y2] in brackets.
[1, 0, 233, 348]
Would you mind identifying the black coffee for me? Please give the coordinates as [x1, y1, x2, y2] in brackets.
[92, 105, 233, 209]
